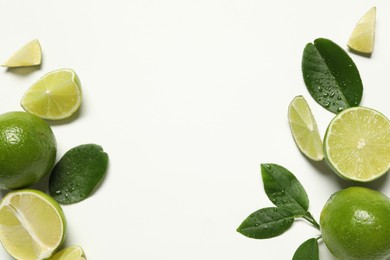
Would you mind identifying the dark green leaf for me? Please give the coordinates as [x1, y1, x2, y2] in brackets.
[237, 207, 294, 239]
[302, 38, 363, 113]
[261, 164, 309, 216]
[49, 143, 109, 204]
[292, 238, 319, 260]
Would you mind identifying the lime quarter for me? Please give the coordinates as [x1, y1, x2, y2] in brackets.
[1, 39, 42, 67]
[0, 189, 66, 260]
[288, 95, 324, 161]
[347, 7, 376, 54]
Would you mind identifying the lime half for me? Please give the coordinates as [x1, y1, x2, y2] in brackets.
[0, 189, 66, 260]
[1, 39, 42, 67]
[324, 106, 390, 182]
[288, 95, 324, 161]
[21, 68, 82, 120]
[347, 7, 376, 54]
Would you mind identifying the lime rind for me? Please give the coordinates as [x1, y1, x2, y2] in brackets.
[324, 106, 390, 182]
[288, 95, 324, 161]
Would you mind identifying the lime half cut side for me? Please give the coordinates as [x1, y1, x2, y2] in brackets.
[1, 39, 42, 67]
[21, 68, 82, 120]
[288, 95, 324, 161]
[324, 106, 390, 182]
[347, 7, 376, 54]
[0, 189, 66, 260]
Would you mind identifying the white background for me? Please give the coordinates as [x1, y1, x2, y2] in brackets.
[0, 1, 390, 259]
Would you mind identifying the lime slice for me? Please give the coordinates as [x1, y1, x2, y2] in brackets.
[1, 39, 42, 67]
[324, 106, 390, 182]
[21, 68, 82, 120]
[50, 245, 85, 260]
[288, 95, 324, 161]
[0, 189, 67, 260]
[347, 7, 376, 54]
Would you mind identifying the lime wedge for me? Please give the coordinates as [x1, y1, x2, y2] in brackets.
[324, 107, 390, 182]
[288, 95, 324, 161]
[21, 68, 82, 120]
[2, 39, 42, 67]
[50, 245, 85, 260]
[347, 7, 376, 54]
[0, 189, 66, 260]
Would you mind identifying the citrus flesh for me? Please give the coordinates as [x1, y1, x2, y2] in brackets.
[0, 189, 66, 260]
[0, 111, 56, 189]
[288, 95, 324, 161]
[324, 106, 390, 182]
[1, 39, 42, 67]
[320, 186, 390, 260]
[50, 245, 85, 260]
[21, 68, 82, 120]
[347, 7, 376, 54]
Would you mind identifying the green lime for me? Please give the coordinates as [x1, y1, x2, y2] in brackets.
[320, 187, 390, 260]
[288, 95, 324, 161]
[49, 144, 108, 204]
[0, 111, 56, 189]
[0, 189, 66, 260]
[323, 106, 390, 182]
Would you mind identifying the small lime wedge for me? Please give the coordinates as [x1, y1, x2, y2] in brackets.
[288, 95, 324, 161]
[2, 39, 42, 67]
[21, 68, 82, 120]
[347, 7, 376, 54]
[324, 106, 390, 182]
[50, 245, 85, 260]
[49, 144, 109, 204]
[0, 189, 66, 260]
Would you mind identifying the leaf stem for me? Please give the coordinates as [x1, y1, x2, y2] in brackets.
[302, 212, 320, 230]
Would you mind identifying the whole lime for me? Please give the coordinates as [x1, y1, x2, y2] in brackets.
[320, 187, 390, 260]
[0, 111, 56, 189]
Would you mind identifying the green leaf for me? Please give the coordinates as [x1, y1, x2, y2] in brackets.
[292, 238, 319, 260]
[237, 207, 294, 239]
[49, 144, 109, 204]
[302, 38, 363, 114]
[261, 164, 309, 216]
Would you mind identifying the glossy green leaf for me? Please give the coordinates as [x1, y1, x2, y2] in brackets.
[302, 38, 363, 114]
[49, 143, 109, 204]
[292, 238, 319, 260]
[237, 207, 294, 239]
[261, 164, 309, 216]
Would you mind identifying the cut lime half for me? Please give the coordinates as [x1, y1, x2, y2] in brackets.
[347, 7, 376, 54]
[0, 189, 66, 260]
[324, 106, 390, 182]
[21, 68, 82, 120]
[288, 95, 324, 161]
[50, 245, 85, 260]
[1, 39, 42, 67]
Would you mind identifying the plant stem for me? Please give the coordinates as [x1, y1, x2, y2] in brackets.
[302, 212, 320, 230]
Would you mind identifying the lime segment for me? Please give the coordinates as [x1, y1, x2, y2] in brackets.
[21, 68, 82, 120]
[347, 7, 376, 54]
[0, 189, 66, 260]
[288, 95, 324, 161]
[324, 106, 390, 182]
[1, 39, 42, 67]
[50, 245, 85, 260]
